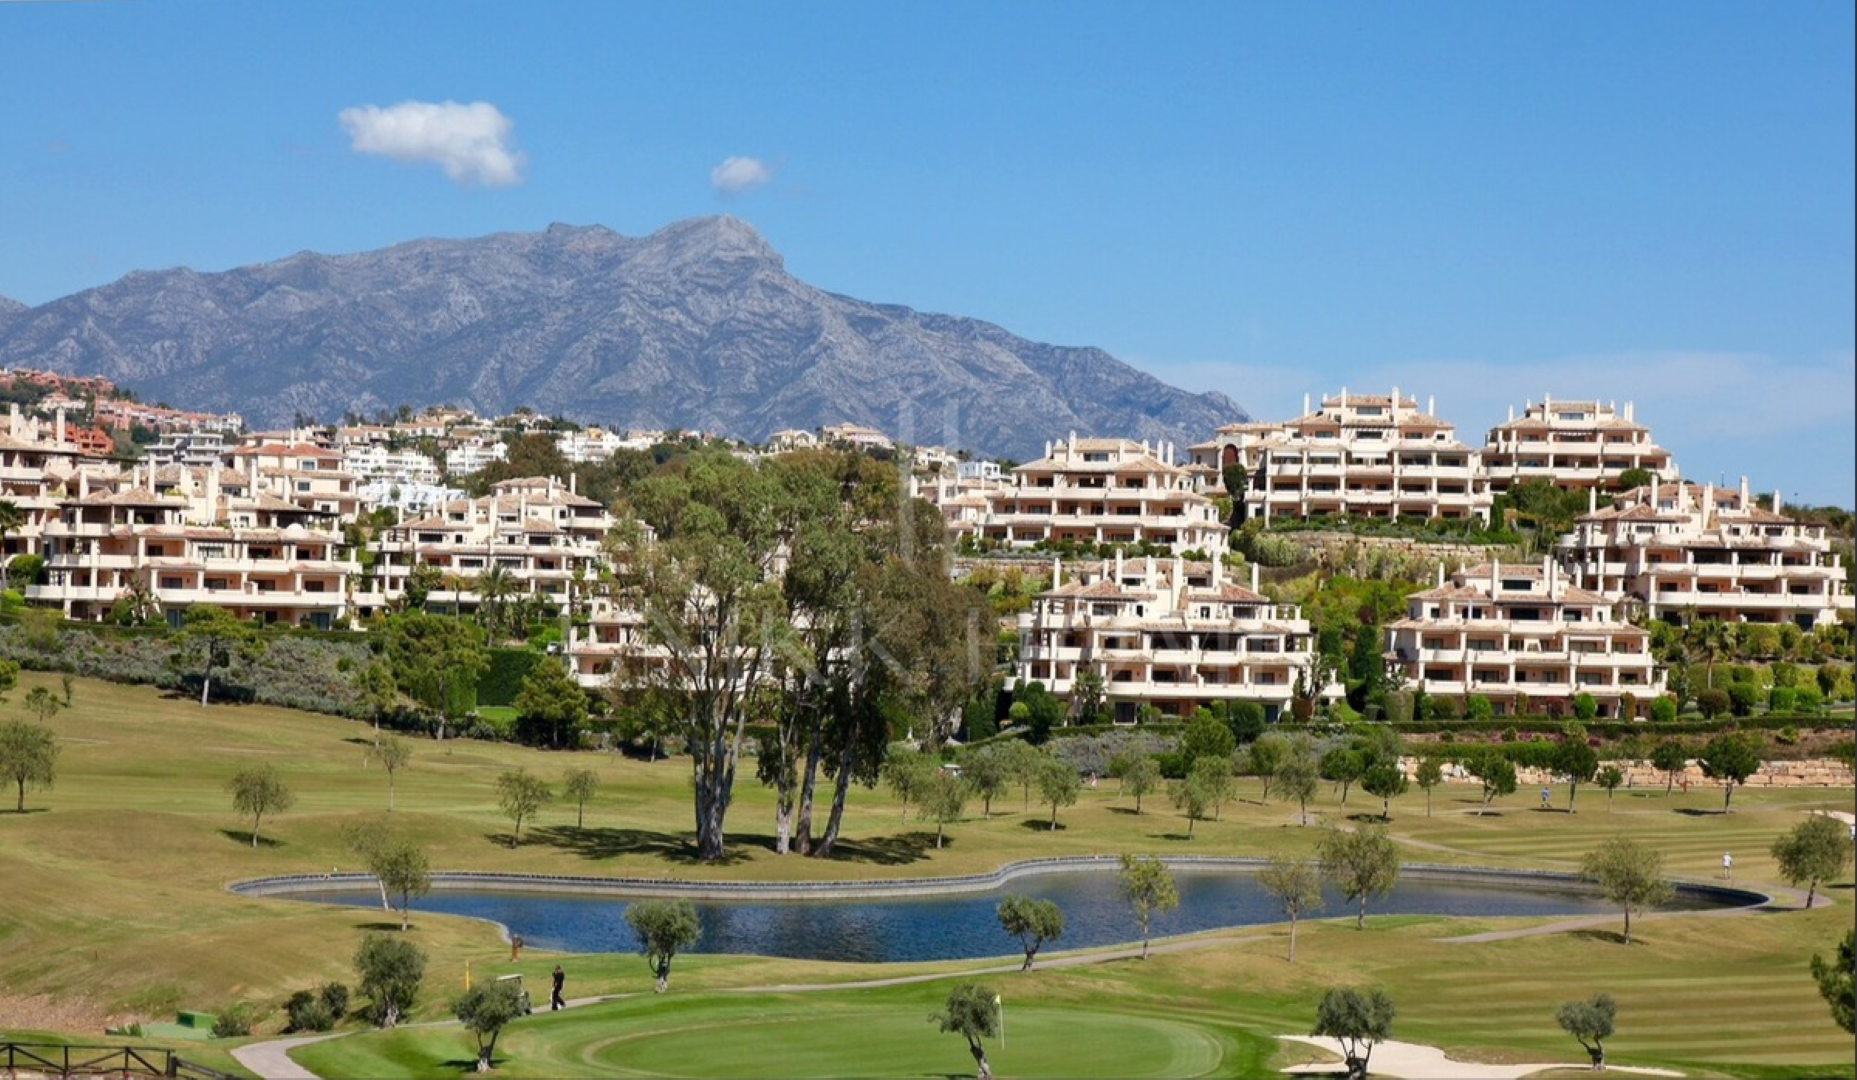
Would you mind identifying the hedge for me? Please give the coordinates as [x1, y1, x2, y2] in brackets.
[478, 647, 546, 707]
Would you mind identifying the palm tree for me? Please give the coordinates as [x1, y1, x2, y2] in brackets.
[473, 563, 516, 640]
[0, 499, 24, 591]
[1687, 618, 1734, 690]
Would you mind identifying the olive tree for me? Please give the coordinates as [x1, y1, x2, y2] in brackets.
[928, 981, 999, 1080]
[1698, 732, 1761, 813]
[377, 735, 412, 812]
[624, 898, 701, 992]
[1414, 756, 1443, 817]
[996, 895, 1064, 970]
[1469, 752, 1517, 816]
[454, 977, 526, 1072]
[1580, 835, 1673, 944]
[1037, 757, 1080, 830]
[1360, 761, 1407, 821]
[1318, 824, 1401, 930]
[1811, 929, 1855, 1034]
[1118, 854, 1179, 959]
[0, 718, 58, 812]
[495, 769, 553, 847]
[1771, 815, 1852, 908]
[1556, 993, 1617, 1070]
[1111, 751, 1163, 814]
[1649, 739, 1688, 795]
[1556, 738, 1599, 814]
[1596, 765, 1625, 812]
[1312, 986, 1395, 1080]
[561, 767, 600, 830]
[920, 768, 971, 849]
[354, 932, 425, 1028]
[1256, 854, 1324, 962]
[227, 764, 295, 847]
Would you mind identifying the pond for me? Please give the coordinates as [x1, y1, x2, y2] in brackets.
[275, 865, 1747, 963]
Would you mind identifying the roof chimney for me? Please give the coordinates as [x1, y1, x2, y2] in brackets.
[1115, 548, 1125, 582]
[1211, 546, 1222, 585]
[1739, 475, 1750, 505]
[54, 407, 66, 444]
[1052, 557, 1061, 591]
[1068, 431, 1077, 455]
[1250, 561, 1259, 592]
[1773, 489, 1783, 515]
[1437, 561, 1445, 588]
[1588, 486, 1597, 514]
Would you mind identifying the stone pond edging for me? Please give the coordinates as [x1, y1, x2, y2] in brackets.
[228, 856, 1769, 907]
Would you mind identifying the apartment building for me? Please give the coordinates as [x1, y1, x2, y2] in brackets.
[555, 427, 631, 464]
[1557, 478, 1853, 630]
[1016, 552, 1326, 721]
[444, 437, 508, 476]
[143, 429, 233, 470]
[27, 464, 357, 628]
[342, 443, 445, 487]
[230, 440, 361, 518]
[944, 435, 1229, 552]
[1483, 397, 1676, 495]
[362, 476, 612, 618]
[1192, 389, 1490, 523]
[1386, 559, 1662, 718]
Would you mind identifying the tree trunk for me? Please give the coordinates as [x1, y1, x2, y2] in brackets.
[200, 672, 212, 708]
[773, 790, 792, 855]
[936, 821, 944, 848]
[377, 878, 390, 911]
[15, 779, 24, 812]
[1622, 905, 1632, 945]
[794, 721, 824, 855]
[1049, 804, 1059, 830]
[1425, 787, 1432, 817]
[1722, 785, 1733, 813]
[400, 904, 409, 932]
[1357, 893, 1366, 930]
[970, 1040, 991, 1080]
[577, 801, 585, 829]
[251, 815, 262, 847]
[1568, 782, 1578, 814]
[1287, 915, 1298, 963]
[814, 738, 858, 858]
[1588, 1044, 1605, 1070]
[654, 959, 671, 993]
[389, 776, 396, 813]
[1344, 1055, 1367, 1080]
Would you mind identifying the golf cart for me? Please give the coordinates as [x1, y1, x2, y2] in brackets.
[495, 973, 534, 1015]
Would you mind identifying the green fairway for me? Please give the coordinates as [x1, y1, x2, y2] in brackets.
[2, 672, 1852, 1078]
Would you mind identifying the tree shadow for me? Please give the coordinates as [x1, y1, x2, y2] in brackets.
[509, 825, 748, 865]
[6, 807, 50, 815]
[220, 829, 283, 848]
[343, 736, 378, 748]
[437, 1058, 489, 1074]
[1018, 819, 1067, 832]
[1106, 806, 1142, 816]
[1567, 928, 1635, 945]
[351, 920, 404, 932]
[1673, 808, 1721, 817]
[822, 832, 941, 866]
[1156, 832, 1196, 842]
[1345, 813, 1389, 824]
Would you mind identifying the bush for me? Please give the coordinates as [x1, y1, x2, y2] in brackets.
[1774, 726, 1800, 747]
[285, 991, 336, 1033]
[211, 1004, 253, 1038]
[1431, 695, 1463, 721]
[478, 648, 545, 708]
[1650, 696, 1678, 723]
[1768, 687, 1797, 714]
[319, 982, 350, 1019]
[1046, 730, 1171, 778]
[1466, 694, 1494, 721]
[1696, 689, 1730, 719]
[1381, 690, 1414, 725]
[1726, 682, 1759, 718]
[1573, 693, 1598, 721]
[1792, 685, 1824, 714]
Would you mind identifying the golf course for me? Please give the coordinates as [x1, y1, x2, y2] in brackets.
[1, 671, 1851, 1078]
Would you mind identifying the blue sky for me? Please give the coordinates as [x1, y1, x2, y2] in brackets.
[3, 2, 1852, 505]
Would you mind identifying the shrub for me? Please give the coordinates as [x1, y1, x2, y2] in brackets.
[285, 991, 336, 1033]
[478, 648, 545, 708]
[211, 1005, 253, 1038]
[1432, 695, 1463, 721]
[319, 982, 350, 1019]
[1726, 682, 1759, 718]
[1046, 730, 1171, 778]
[1649, 696, 1678, 723]
[1775, 726, 1801, 747]
[1381, 690, 1414, 725]
[1501, 726, 1519, 743]
[1466, 695, 1494, 720]
[1792, 685, 1824, 714]
[1573, 693, 1598, 721]
[1769, 687, 1797, 714]
[1696, 689, 1730, 719]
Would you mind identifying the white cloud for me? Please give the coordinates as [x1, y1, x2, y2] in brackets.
[710, 155, 775, 194]
[339, 100, 524, 187]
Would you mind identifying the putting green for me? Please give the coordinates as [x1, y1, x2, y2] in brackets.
[298, 992, 1240, 1079]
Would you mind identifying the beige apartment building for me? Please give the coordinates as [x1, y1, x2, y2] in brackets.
[27, 463, 357, 628]
[1017, 552, 1326, 722]
[1557, 478, 1853, 630]
[1387, 559, 1662, 718]
[1192, 389, 1490, 524]
[362, 476, 612, 618]
[944, 435, 1228, 552]
[1483, 397, 1676, 495]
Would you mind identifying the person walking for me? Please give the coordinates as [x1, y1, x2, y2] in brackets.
[1722, 852, 1733, 881]
[551, 964, 566, 1011]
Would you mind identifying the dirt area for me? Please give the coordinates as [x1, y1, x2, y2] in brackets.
[0, 991, 131, 1035]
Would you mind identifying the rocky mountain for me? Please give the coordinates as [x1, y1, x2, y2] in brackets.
[0, 218, 1247, 459]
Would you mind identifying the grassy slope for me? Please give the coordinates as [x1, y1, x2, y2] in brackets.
[2, 672, 1852, 1077]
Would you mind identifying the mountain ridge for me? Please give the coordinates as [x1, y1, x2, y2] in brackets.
[0, 217, 1247, 458]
